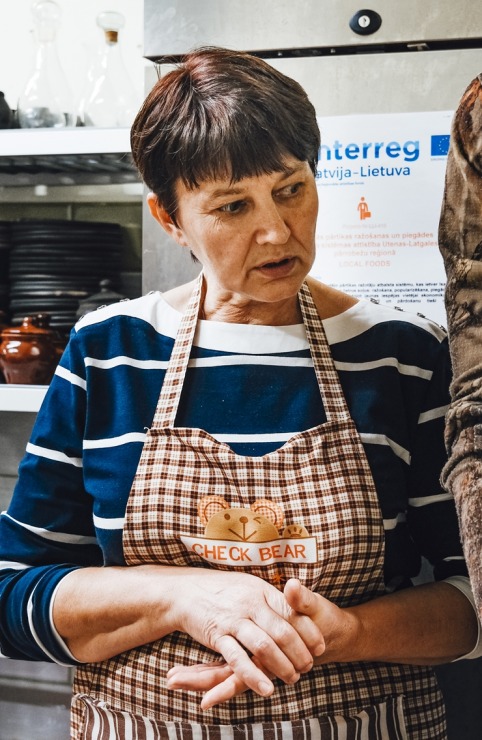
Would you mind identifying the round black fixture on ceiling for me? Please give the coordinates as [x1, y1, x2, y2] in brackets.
[349, 9, 382, 36]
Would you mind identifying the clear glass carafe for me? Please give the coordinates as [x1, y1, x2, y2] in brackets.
[17, 0, 75, 128]
[78, 11, 138, 128]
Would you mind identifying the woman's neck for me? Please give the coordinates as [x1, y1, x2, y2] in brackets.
[199, 295, 303, 325]
[163, 276, 358, 325]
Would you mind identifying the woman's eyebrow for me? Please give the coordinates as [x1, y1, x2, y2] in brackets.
[211, 168, 306, 196]
[208, 186, 245, 199]
[204, 164, 308, 201]
[281, 162, 307, 177]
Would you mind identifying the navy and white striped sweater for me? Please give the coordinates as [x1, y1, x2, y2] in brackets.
[0, 292, 471, 665]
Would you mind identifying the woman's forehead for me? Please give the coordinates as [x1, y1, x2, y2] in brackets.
[177, 156, 310, 195]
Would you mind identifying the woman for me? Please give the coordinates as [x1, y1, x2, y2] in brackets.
[0, 47, 480, 739]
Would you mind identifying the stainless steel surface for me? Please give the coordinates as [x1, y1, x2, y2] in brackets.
[0, 128, 138, 187]
[271, 49, 482, 116]
[144, 0, 482, 59]
[140, 65, 199, 295]
[141, 178, 200, 295]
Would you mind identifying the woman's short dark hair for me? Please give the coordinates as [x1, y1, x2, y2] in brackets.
[130, 46, 320, 219]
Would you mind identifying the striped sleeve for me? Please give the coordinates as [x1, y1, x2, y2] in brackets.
[0, 328, 102, 664]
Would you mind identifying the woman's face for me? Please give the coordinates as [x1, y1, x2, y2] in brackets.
[151, 156, 319, 319]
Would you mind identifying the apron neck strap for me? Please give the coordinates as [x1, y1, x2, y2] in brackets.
[299, 282, 351, 420]
[151, 271, 204, 429]
[151, 274, 351, 429]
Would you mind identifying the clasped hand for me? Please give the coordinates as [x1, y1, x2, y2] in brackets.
[170, 573, 347, 709]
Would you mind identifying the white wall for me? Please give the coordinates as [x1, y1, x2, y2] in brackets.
[0, 0, 148, 114]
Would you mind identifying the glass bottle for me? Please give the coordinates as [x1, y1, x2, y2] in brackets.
[78, 11, 139, 128]
[17, 0, 75, 128]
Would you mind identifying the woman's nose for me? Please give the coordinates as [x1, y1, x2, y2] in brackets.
[255, 203, 291, 245]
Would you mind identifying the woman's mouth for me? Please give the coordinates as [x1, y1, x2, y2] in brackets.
[257, 257, 295, 277]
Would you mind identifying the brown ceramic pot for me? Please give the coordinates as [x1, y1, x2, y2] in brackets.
[31, 312, 67, 360]
[0, 316, 59, 385]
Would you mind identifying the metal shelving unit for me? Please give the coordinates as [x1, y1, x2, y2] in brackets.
[0, 127, 139, 412]
[0, 127, 139, 187]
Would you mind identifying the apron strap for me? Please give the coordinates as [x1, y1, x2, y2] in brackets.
[299, 282, 352, 421]
[151, 271, 204, 429]
[150, 274, 351, 429]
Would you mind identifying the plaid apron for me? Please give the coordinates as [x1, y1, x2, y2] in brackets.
[72, 275, 446, 739]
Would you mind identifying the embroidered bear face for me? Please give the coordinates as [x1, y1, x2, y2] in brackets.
[282, 523, 310, 539]
[198, 495, 284, 542]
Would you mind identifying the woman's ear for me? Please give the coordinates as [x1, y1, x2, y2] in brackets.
[146, 192, 189, 247]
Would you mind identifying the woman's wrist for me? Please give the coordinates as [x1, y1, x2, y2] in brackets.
[312, 606, 361, 665]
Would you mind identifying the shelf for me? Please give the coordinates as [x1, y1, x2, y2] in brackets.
[0, 385, 47, 412]
[0, 182, 143, 203]
[0, 127, 132, 156]
[0, 127, 140, 414]
[0, 127, 138, 187]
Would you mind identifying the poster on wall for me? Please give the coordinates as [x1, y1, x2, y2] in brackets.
[312, 110, 453, 327]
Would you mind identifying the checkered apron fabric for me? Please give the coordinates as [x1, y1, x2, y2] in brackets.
[72, 274, 446, 739]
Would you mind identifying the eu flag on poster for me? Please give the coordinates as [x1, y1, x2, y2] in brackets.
[431, 134, 450, 156]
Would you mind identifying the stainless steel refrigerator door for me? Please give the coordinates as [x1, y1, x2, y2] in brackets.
[144, 0, 482, 60]
[271, 49, 482, 116]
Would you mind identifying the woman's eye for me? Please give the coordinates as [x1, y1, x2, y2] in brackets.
[218, 200, 245, 214]
[277, 182, 303, 198]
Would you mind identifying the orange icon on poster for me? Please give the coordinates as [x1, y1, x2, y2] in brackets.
[358, 196, 371, 220]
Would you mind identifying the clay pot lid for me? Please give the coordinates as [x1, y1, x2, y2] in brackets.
[31, 312, 55, 330]
[1, 315, 55, 338]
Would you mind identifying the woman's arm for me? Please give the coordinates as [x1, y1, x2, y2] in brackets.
[0, 334, 103, 665]
[53, 565, 324, 698]
[166, 577, 479, 709]
[289, 578, 477, 665]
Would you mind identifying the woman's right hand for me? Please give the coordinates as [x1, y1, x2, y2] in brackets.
[168, 567, 325, 697]
[53, 564, 324, 698]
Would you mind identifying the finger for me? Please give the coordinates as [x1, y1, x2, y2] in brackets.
[200, 673, 248, 710]
[233, 619, 306, 682]
[282, 578, 325, 657]
[167, 663, 233, 691]
[167, 661, 225, 679]
[284, 578, 321, 617]
[249, 609, 319, 674]
[215, 634, 275, 698]
[288, 612, 325, 659]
